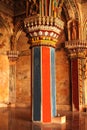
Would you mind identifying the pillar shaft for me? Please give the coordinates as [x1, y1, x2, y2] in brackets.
[71, 57, 86, 111]
[71, 58, 79, 111]
[7, 51, 19, 105]
[32, 46, 56, 122]
[65, 40, 87, 111]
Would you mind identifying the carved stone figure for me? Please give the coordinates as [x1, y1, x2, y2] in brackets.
[57, 0, 64, 18]
[71, 21, 77, 40]
[70, 20, 79, 40]
[26, 0, 39, 16]
[67, 19, 79, 41]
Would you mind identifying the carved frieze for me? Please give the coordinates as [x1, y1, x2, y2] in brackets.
[24, 15, 64, 47]
[7, 51, 19, 62]
[65, 40, 87, 58]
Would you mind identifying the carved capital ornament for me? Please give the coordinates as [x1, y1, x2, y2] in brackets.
[24, 15, 64, 47]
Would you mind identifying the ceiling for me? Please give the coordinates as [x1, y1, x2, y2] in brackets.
[78, 0, 87, 3]
[0, 0, 86, 17]
[0, 0, 26, 16]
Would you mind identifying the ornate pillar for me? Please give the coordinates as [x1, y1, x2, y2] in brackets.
[7, 51, 19, 106]
[24, 16, 64, 123]
[25, 0, 64, 123]
[65, 40, 87, 111]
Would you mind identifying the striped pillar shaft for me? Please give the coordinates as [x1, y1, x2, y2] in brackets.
[32, 46, 56, 123]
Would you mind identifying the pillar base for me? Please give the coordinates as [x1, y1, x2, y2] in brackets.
[0, 103, 16, 108]
[52, 115, 66, 124]
[32, 115, 66, 124]
[32, 121, 66, 130]
[0, 103, 8, 107]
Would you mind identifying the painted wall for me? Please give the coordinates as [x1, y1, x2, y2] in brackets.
[56, 48, 71, 111]
[0, 12, 13, 106]
[0, 55, 9, 104]
[16, 32, 31, 107]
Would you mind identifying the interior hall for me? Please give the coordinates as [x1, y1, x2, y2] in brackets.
[0, 0, 87, 130]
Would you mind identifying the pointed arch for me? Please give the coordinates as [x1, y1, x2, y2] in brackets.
[62, 0, 81, 42]
[83, 20, 87, 40]
[0, 15, 12, 50]
[0, 16, 9, 31]
[10, 19, 24, 50]
[63, 0, 80, 21]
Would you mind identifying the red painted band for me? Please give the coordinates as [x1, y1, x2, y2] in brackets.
[42, 46, 51, 122]
[72, 59, 79, 111]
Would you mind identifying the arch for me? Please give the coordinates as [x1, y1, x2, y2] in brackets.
[83, 20, 87, 40]
[62, 0, 81, 42]
[0, 16, 10, 31]
[10, 20, 24, 50]
[63, 0, 80, 21]
[0, 15, 12, 50]
[68, 0, 79, 20]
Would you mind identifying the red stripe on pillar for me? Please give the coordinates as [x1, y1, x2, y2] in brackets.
[42, 47, 51, 122]
[72, 59, 79, 111]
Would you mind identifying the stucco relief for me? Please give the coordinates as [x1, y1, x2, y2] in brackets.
[0, 14, 13, 51]
[0, 28, 10, 50]
[83, 20, 87, 40]
[67, 19, 79, 41]
[26, 0, 39, 16]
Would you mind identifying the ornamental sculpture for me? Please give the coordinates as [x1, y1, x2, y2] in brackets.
[26, 0, 64, 17]
[26, 0, 39, 16]
[25, 0, 64, 48]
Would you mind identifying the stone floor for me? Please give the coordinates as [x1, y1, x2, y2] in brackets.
[0, 108, 87, 130]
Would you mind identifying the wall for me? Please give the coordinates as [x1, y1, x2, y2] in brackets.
[16, 31, 31, 107]
[55, 48, 71, 111]
[0, 12, 13, 106]
[0, 55, 9, 104]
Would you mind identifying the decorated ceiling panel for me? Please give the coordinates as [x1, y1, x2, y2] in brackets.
[0, 0, 86, 17]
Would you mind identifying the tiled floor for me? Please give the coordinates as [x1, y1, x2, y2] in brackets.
[0, 108, 87, 130]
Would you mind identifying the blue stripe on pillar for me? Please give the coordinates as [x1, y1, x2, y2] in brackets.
[51, 47, 56, 117]
[33, 47, 41, 121]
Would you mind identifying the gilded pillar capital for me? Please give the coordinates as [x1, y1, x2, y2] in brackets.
[7, 51, 19, 64]
[65, 40, 87, 59]
[24, 16, 64, 48]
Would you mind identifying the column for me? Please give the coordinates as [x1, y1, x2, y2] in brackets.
[32, 46, 56, 122]
[65, 40, 87, 111]
[24, 16, 64, 123]
[7, 51, 19, 106]
[71, 57, 79, 111]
